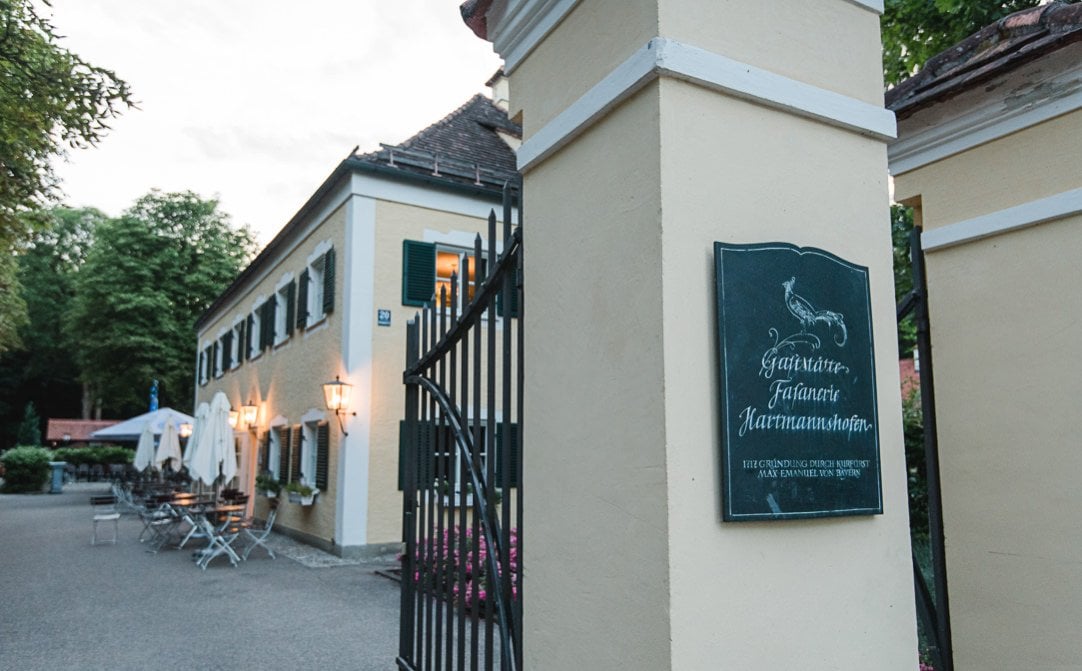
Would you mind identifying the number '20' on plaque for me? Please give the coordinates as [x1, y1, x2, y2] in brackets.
[714, 242, 882, 521]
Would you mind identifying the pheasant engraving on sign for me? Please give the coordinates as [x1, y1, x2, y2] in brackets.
[782, 277, 847, 347]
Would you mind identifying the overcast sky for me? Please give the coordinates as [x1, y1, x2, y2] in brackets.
[43, 1, 503, 244]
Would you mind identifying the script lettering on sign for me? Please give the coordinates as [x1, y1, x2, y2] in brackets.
[715, 242, 882, 521]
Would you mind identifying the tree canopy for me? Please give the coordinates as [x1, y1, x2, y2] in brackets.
[0, 0, 134, 352]
[882, 0, 1040, 87]
[67, 191, 255, 416]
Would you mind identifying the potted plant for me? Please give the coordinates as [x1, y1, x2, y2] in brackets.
[255, 472, 282, 498]
[285, 480, 318, 505]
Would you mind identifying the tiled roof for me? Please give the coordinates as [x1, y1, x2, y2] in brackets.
[460, 0, 494, 40]
[887, 1, 1082, 119]
[196, 95, 519, 330]
[352, 95, 520, 192]
[45, 419, 119, 443]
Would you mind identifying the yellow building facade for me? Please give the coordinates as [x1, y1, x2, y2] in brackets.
[195, 94, 520, 556]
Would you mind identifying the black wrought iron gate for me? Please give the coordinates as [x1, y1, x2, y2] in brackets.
[898, 227, 953, 671]
[399, 185, 523, 671]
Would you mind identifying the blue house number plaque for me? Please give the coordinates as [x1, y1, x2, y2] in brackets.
[715, 241, 882, 521]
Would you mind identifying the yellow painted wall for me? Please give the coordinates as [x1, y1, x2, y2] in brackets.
[893, 109, 1082, 227]
[196, 203, 347, 547]
[658, 0, 882, 104]
[894, 110, 1082, 669]
[523, 82, 672, 669]
[367, 198, 518, 544]
[511, 0, 657, 132]
[511, 0, 914, 668]
[659, 76, 914, 670]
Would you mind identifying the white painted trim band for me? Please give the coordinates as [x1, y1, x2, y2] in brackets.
[516, 37, 896, 171]
[922, 187, 1082, 251]
[890, 87, 1082, 175]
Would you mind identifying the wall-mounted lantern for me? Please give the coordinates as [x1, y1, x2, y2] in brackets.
[322, 375, 356, 436]
[179, 423, 193, 438]
[241, 401, 258, 428]
[228, 411, 239, 429]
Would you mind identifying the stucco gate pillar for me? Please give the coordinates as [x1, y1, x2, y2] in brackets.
[468, 1, 917, 668]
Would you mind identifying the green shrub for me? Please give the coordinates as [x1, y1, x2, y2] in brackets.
[49, 445, 133, 468]
[0, 446, 52, 493]
[93, 445, 133, 465]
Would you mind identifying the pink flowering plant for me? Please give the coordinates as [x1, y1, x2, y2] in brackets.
[402, 525, 519, 614]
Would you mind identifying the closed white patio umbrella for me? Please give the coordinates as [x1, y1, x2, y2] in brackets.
[133, 422, 155, 472]
[154, 420, 182, 471]
[189, 392, 233, 487]
[183, 402, 209, 470]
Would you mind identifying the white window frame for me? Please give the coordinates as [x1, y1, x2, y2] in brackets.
[198, 341, 210, 386]
[213, 328, 227, 378]
[229, 318, 244, 370]
[267, 415, 287, 480]
[274, 272, 294, 347]
[304, 240, 332, 329]
[248, 295, 265, 361]
[299, 408, 325, 489]
[422, 229, 507, 321]
[432, 413, 505, 505]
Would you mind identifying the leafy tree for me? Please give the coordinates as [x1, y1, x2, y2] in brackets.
[67, 191, 255, 416]
[15, 400, 40, 445]
[0, 244, 26, 353]
[882, 0, 1040, 87]
[892, 204, 917, 357]
[0, 0, 133, 352]
[0, 0, 134, 242]
[0, 208, 99, 447]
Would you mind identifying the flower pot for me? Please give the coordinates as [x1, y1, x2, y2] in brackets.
[287, 490, 317, 505]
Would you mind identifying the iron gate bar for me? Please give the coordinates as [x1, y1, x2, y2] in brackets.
[897, 227, 953, 671]
[910, 227, 953, 671]
[400, 183, 523, 671]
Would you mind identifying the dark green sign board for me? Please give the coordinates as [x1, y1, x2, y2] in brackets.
[715, 242, 882, 521]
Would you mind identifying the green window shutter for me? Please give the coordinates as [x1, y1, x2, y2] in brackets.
[496, 423, 521, 488]
[285, 280, 296, 337]
[402, 240, 436, 307]
[260, 431, 269, 471]
[322, 248, 335, 315]
[277, 427, 290, 484]
[211, 341, 219, 377]
[399, 420, 439, 490]
[260, 301, 272, 349]
[267, 300, 278, 346]
[297, 269, 309, 330]
[197, 350, 206, 386]
[221, 333, 232, 370]
[291, 425, 303, 483]
[204, 346, 212, 380]
[238, 320, 247, 363]
[398, 421, 408, 491]
[245, 314, 254, 360]
[496, 281, 520, 318]
[315, 422, 329, 490]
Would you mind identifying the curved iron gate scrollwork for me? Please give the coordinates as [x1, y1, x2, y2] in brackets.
[399, 185, 523, 671]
